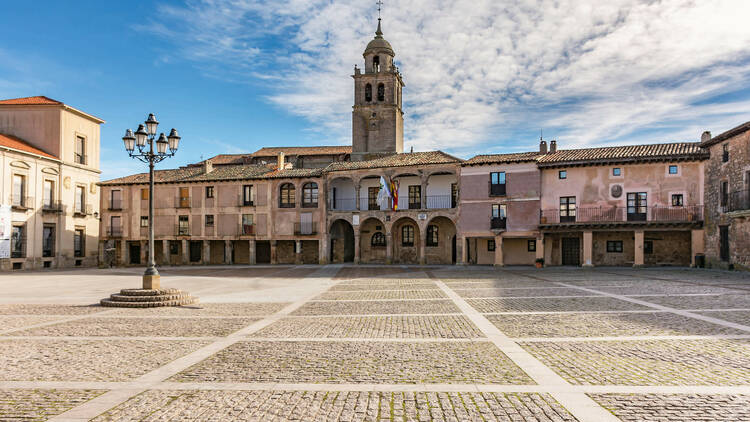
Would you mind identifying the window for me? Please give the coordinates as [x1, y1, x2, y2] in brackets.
[75, 186, 85, 214]
[401, 225, 415, 246]
[279, 183, 295, 208]
[528, 240, 536, 252]
[371, 232, 386, 247]
[206, 186, 214, 198]
[723, 144, 729, 163]
[377, 83, 385, 101]
[11, 225, 25, 258]
[490, 172, 506, 196]
[491, 204, 507, 229]
[627, 192, 647, 221]
[451, 183, 458, 208]
[74, 136, 85, 164]
[110, 189, 122, 210]
[140, 216, 148, 227]
[559, 196, 576, 222]
[721, 181, 729, 207]
[243, 185, 254, 205]
[74, 228, 85, 257]
[170, 241, 179, 255]
[178, 215, 189, 236]
[365, 83, 372, 102]
[110, 216, 121, 236]
[302, 182, 318, 207]
[368, 186, 380, 210]
[141, 188, 149, 200]
[668, 165, 678, 174]
[242, 214, 253, 235]
[426, 225, 439, 246]
[11, 174, 25, 207]
[644, 240, 653, 255]
[42, 224, 55, 257]
[612, 168, 621, 176]
[671, 194, 684, 207]
[559, 170, 567, 179]
[178, 187, 190, 208]
[488, 239, 496, 251]
[205, 215, 214, 227]
[373, 55, 380, 71]
[408, 185, 421, 209]
[43, 180, 54, 208]
[606, 240, 623, 253]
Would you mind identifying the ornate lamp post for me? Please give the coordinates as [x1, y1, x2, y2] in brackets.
[121, 114, 180, 290]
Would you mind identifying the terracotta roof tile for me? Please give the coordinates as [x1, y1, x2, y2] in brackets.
[0, 134, 57, 159]
[100, 163, 322, 186]
[536, 142, 707, 167]
[0, 96, 62, 105]
[252, 146, 352, 156]
[326, 151, 461, 172]
[463, 151, 542, 166]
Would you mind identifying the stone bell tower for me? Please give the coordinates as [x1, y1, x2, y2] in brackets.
[351, 18, 404, 161]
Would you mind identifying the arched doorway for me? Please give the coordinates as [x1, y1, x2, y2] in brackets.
[329, 219, 355, 263]
[360, 217, 387, 264]
[392, 217, 420, 264]
[424, 216, 457, 265]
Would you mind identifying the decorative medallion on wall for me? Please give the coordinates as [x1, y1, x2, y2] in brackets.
[611, 184, 623, 198]
[64, 177, 71, 189]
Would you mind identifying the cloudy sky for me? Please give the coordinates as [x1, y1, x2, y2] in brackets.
[2, 0, 750, 179]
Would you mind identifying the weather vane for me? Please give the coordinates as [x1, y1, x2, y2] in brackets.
[377, 0, 383, 19]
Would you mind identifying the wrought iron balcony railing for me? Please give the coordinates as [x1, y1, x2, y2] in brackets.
[491, 217, 507, 230]
[294, 222, 318, 235]
[540, 205, 703, 224]
[724, 191, 750, 213]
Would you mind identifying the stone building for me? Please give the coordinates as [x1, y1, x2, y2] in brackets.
[0, 96, 103, 270]
[700, 122, 750, 270]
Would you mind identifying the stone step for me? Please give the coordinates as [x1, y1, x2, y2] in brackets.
[100, 297, 198, 308]
[109, 293, 192, 302]
[119, 288, 182, 296]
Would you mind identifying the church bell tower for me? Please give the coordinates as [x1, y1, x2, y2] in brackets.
[351, 18, 404, 161]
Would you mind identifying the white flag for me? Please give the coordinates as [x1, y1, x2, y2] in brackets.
[377, 176, 390, 208]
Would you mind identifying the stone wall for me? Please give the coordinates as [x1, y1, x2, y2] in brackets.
[276, 240, 295, 264]
[301, 240, 319, 264]
[644, 231, 692, 266]
[592, 231, 634, 266]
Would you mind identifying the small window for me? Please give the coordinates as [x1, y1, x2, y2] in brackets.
[722, 144, 729, 163]
[606, 240, 623, 253]
[668, 165, 678, 174]
[242, 214, 253, 235]
[279, 183, 295, 208]
[490, 172, 506, 196]
[401, 225, 415, 246]
[140, 216, 148, 227]
[365, 83, 372, 102]
[408, 185, 421, 209]
[721, 181, 729, 207]
[644, 240, 653, 255]
[178, 215, 189, 236]
[11, 174, 25, 207]
[74, 136, 86, 164]
[426, 225, 439, 247]
[302, 182, 318, 207]
[377, 83, 385, 102]
[141, 188, 149, 200]
[559, 170, 567, 179]
[371, 232, 386, 247]
[528, 240, 536, 252]
[671, 194, 684, 207]
[206, 186, 214, 198]
[205, 215, 214, 227]
[612, 168, 621, 176]
[243, 185, 254, 205]
[488, 239, 496, 252]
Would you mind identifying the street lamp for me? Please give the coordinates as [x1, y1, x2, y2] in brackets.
[122, 113, 181, 290]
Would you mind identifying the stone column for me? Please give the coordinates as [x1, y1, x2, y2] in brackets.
[582, 230, 593, 267]
[460, 236, 468, 265]
[123, 241, 130, 266]
[98, 241, 105, 267]
[535, 234, 545, 265]
[202, 240, 210, 265]
[270, 240, 277, 264]
[385, 232, 393, 264]
[634, 230, 645, 267]
[225, 240, 233, 265]
[354, 233, 361, 264]
[248, 239, 256, 265]
[421, 178, 428, 209]
[319, 234, 329, 264]
[181, 239, 188, 265]
[295, 240, 303, 265]
[691, 229, 705, 267]
[355, 185, 361, 210]
[455, 236, 464, 265]
[419, 228, 426, 265]
[494, 233, 504, 267]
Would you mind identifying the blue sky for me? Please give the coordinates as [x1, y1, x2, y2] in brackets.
[2, 0, 750, 181]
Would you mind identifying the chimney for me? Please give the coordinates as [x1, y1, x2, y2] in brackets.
[203, 159, 213, 174]
[701, 131, 712, 143]
[277, 152, 285, 169]
[539, 139, 548, 154]
[550, 139, 557, 153]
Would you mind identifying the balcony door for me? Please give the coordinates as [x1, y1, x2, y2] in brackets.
[559, 197, 576, 223]
[627, 192, 647, 221]
[43, 180, 54, 208]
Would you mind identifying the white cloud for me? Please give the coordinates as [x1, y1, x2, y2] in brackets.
[144, 0, 750, 154]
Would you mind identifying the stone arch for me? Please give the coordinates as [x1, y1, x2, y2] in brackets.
[360, 217, 387, 264]
[391, 216, 420, 264]
[329, 219, 355, 263]
[424, 216, 457, 264]
[328, 176, 357, 210]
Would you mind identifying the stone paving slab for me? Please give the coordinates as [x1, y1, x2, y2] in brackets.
[0, 304, 103, 315]
[8, 317, 261, 338]
[0, 339, 209, 381]
[91, 390, 577, 422]
[442, 279, 559, 289]
[0, 316, 68, 332]
[467, 297, 650, 313]
[251, 315, 485, 339]
[697, 310, 750, 327]
[105, 302, 290, 317]
[170, 341, 533, 384]
[315, 290, 447, 300]
[633, 294, 750, 310]
[596, 284, 743, 296]
[330, 282, 438, 291]
[487, 312, 741, 338]
[521, 339, 750, 386]
[292, 300, 460, 316]
[0, 388, 105, 421]
[589, 393, 750, 421]
[454, 287, 596, 298]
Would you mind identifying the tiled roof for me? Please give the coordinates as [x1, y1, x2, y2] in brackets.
[100, 163, 322, 186]
[326, 151, 462, 172]
[252, 146, 352, 156]
[0, 96, 63, 105]
[536, 142, 707, 167]
[463, 151, 541, 166]
[0, 134, 57, 159]
[193, 154, 251, 166]
[700, 121, 750, 147]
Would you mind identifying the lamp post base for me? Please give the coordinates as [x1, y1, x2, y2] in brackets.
[100, 287, 198, 308]
[143, 274, 160, 290]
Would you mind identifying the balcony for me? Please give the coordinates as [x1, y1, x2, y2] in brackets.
[108, 199, 122, 211]
[10, 196, 33, 211]
[73, 204, 93, 217]
[724, 190, 750, 213]
[42, 201, 63, 213]
[330, 197, 357, 211]
[238, 194, 254, 207]
[294, 222, 318, 235]
[74, 154, 88, 166]
[489, 183, 506, 196]
[108, 226, 123, 238]
[177, 196, 191, 208]
[11, 237, 26, 258]
[540, 205, 704, 226]
[175, 225, 190, 236]
[425, 195, 456, 209]
[239, 223, 255, 236]
[491, 217, 507, 230]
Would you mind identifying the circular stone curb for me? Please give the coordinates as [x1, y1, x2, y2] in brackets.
[100, 287, 198, 308]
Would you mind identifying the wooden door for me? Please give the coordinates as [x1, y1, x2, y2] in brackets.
[561, 237, 580, 266]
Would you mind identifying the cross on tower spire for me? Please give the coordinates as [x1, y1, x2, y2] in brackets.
[377, 0, 383, 19]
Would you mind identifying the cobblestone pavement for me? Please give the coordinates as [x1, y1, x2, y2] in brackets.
[1, 266, 750, 421]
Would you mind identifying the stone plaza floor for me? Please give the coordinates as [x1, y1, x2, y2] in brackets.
[1, 265, 750, 421]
